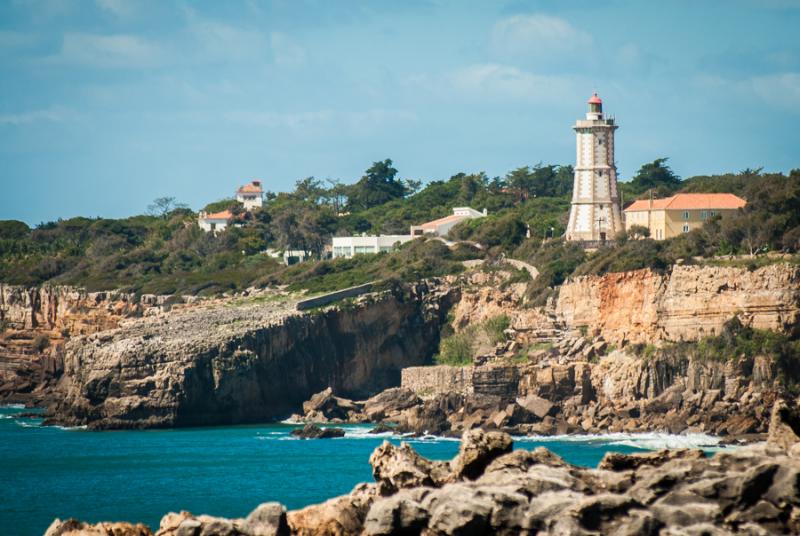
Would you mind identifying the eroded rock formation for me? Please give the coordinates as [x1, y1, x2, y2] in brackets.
[556, 264, 800, 344]
[0, 284, 170, 404]
[46, 281, 457, 429]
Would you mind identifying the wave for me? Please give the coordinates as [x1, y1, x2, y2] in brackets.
[14, 420, 40, 428]
[512, 432, 727, 451]
[1, 404, 26, 409]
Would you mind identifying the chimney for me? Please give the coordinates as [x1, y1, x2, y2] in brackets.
[253, 180, 261, 188]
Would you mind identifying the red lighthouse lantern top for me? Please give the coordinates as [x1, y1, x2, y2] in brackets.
[588, 92, 602, 105]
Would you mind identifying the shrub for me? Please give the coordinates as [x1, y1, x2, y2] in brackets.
[434, 331, 475, 366]
[483, 315, 510, 344]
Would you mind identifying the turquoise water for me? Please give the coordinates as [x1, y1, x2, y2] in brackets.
[0, 405, 724, 536]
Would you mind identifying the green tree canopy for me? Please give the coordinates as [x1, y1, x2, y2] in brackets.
[347, 159, 407, 211]
[626, 158, 682, 197]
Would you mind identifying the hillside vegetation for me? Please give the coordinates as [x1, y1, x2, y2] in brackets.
[1, 158, 798, 296]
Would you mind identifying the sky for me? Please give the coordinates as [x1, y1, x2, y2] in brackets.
[1, 0, 799, 225]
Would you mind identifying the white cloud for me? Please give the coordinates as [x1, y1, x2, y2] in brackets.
[750, 72, 800, 109]
[448, 63, 574, 101]
[489, 14, 592, 63]
[95, 0, 133, 18]
[0, 107, 74, 125]
[57, 33, 163, 68]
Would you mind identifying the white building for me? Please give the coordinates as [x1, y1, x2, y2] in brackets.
[197, 210, 233, 233]
[236, 181, 264, 210]
[565, 93, 624, 242]
[332, 235, 414, 259]
[331, 207, 486, 259]
[266, 248, 314, 265]
[410, 207, 486, 237]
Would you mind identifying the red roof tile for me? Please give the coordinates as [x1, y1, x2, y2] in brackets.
[202, 210, 233, 220]
[625, 193, 746, 212]
[238, 181, 263, 194]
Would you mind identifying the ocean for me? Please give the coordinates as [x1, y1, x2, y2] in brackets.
[0, 404, 726, 536]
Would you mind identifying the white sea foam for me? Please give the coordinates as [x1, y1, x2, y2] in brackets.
[280, 417, 304, 425]
[14, 420, 40, 428]
[52, 425, 87, 431]
[1, 404, 26, 409]
[512, 432, 728, 451]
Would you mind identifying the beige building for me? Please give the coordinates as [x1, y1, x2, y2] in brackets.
[624, 193, 746, 240]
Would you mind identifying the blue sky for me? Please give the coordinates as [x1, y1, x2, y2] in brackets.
[1, 0, 799, 224]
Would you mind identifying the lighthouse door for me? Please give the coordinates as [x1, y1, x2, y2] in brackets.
[599, 232, 607, 241]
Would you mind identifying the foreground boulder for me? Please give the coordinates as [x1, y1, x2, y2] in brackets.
[48, 423, 800, 535]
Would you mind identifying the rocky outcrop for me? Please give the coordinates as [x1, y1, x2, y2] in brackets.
[47, 281, 457, 429]
[290, 423, 346, 439]
[0, 284, 171, 404]
[392, 349, 778, 438]
[52, 426, 800, 535]
[556, 264, 800, 344]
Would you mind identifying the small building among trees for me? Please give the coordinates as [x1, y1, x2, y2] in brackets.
[236, 181, 264, 210]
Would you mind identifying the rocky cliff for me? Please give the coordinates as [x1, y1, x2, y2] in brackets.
[0, 284, 170, 403]
[556, 263, 800, 344]
[47, 281, 457, 429]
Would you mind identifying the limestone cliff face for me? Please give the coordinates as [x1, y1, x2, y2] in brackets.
[49, 281, 457, 429]
[556, 264, 800, 344]
[0, 284, 168, 402]
[0, 284, 155, 333]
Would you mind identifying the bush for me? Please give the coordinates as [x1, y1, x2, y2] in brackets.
[434, 331, 474, 366]
[483, 315, 510, 344]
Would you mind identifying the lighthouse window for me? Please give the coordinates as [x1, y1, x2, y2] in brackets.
[598, 138, 604, 145]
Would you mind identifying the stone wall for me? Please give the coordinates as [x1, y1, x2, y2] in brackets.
[401, 365, 474, 398]
[401, 364, 520, 400]
[555, 263, 800, 344]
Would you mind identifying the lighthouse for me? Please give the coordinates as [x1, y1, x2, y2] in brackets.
[565, 93, 624, 242]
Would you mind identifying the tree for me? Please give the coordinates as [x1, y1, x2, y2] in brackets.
[627, 224, 651, 239]
[626, 158, 681, 196]
[505, 166, 534, 203]
[147, 197, 188, 218]
[347, 159, 406, 211]
[325, 178, 349, 214]
[293, 177, 326, 204]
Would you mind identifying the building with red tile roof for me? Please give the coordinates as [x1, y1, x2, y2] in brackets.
[236, 180, 263, 210]
[624, 192, 746, 240]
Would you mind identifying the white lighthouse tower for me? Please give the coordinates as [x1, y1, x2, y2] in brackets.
[565, 93, 624, 242]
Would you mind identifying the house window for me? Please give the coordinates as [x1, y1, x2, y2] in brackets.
[683, 224, 690, 233]
[683, 211, 690, 220]
[709, 210, 717, 217]
[701, 211, 708, 219]
[354, 246, 373, 255]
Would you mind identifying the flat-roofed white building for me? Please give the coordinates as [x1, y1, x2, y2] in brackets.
[332, 235, 414, 259]
[410, 207, 486, 237]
